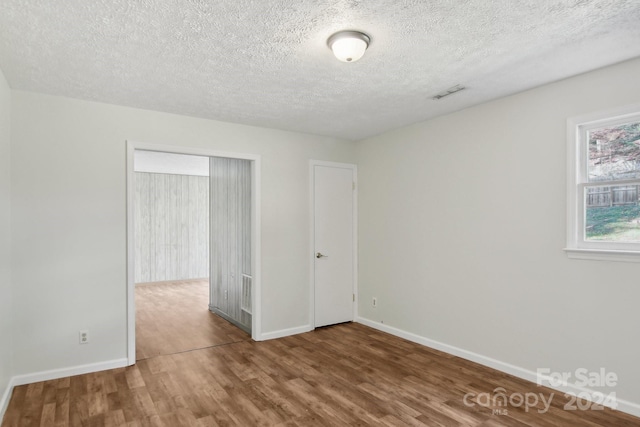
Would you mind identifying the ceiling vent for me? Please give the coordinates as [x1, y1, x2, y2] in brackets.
[432, 84, 466, 100]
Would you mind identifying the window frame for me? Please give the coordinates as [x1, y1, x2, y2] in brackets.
[566, 103, 640, 262]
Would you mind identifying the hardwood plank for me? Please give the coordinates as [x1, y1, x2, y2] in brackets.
[5, 322, 640, 426]
[135, 280, 249, 360]
[39, 402, 55, 427]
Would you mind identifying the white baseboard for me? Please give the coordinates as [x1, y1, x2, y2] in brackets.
[136, 278, 208, 287]
[0, 377, 15, 423]
[258, 324, 313, 341]
[12, 358, 128, 387]
[356, 316, 640, 419]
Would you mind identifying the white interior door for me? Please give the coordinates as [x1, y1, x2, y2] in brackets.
[313, 163, 355, 327]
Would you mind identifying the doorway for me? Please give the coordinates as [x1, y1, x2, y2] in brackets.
[126, 141, 261, 365]
[310, 160, 357, 328]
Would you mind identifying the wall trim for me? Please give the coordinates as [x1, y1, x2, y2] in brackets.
[563, 248, 640, 263]
[136, 278, 208, 287]
[12, 358, 128, 387]
[355, 317, 640, 419]
[259, 325, 313, 341]
[0, 377, 15, 423]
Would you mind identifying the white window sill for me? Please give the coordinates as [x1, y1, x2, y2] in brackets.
[564, 248, 640, 263]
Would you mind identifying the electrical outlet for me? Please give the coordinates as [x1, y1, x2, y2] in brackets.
[372, 297, 377, 307]
[79, 330, 89, 344]
[224, 289, 228, 300]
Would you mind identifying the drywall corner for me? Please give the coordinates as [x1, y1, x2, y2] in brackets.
[0, 67, 13, 422]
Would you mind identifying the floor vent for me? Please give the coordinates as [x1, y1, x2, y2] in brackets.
[241, 274, 252, 314]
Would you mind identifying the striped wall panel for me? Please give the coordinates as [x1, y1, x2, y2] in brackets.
[209, 158, 252, 332]
[134, 172, 209, 283]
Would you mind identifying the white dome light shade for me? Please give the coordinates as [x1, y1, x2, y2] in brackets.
[327, 31, 370, 62]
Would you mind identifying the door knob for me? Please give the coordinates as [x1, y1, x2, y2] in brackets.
[316, 252, 328, 259]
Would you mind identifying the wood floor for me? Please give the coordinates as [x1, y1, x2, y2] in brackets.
[4, 321, 640, 426]
[135, 280, 249, 360]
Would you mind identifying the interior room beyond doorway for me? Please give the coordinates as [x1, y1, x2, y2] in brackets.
[133, 150, 252, 360]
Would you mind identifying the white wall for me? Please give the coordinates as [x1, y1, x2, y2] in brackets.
[356, 57, 640, 407]
[10, 91, 355, 375]
[0, 69, 13, 407]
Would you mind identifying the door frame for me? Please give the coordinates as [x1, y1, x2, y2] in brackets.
[309, 160, 358, 329]
[126, 140, 262, 365]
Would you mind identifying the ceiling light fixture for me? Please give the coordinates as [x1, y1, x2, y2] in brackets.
[327, 30, 370, 63]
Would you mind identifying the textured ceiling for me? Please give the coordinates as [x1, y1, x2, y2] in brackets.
[1, 1, 639, 141]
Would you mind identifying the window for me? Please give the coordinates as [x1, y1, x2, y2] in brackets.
[566, 104, 640, 262]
